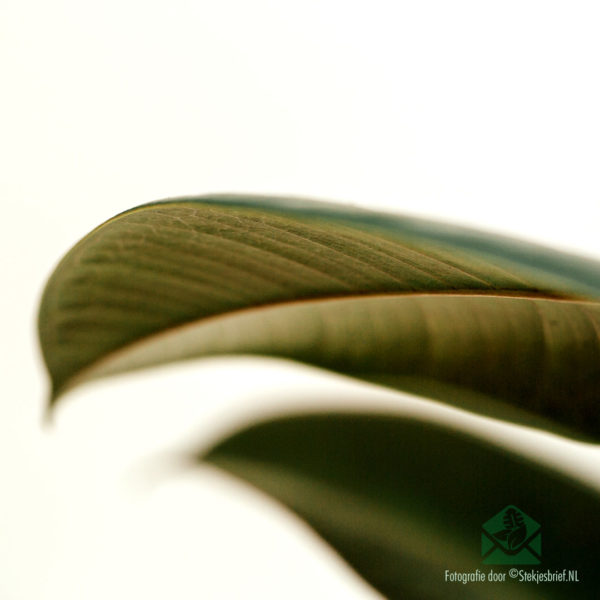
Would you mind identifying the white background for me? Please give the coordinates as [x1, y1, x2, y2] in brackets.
[2, 1, 600, 598]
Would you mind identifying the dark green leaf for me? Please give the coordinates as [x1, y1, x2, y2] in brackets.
[508, 526, 527, 550]
[203, 412, 600, 599]
[493, 529, 511, 541]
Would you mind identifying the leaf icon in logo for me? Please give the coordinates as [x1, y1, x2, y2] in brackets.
[507, 524, 527, 549]
[493, 507, 528, 550]
[492, 528, 511, 541]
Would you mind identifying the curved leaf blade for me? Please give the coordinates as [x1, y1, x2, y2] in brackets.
[38, 196, 600, 438]
[203, 412, 600, 599]
[172, 194, 600, 298]
[71, 293, 600, 440]
[507, 525, 527, 551]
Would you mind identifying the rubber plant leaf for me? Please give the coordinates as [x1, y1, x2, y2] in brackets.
[203, 412, 600, 599]
[38, 195, 600, 439]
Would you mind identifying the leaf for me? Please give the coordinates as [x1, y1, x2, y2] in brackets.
[493, 509, 529, 550]
[38, 195, 600, 439]
[203, 411, 600, 599]
[507, 525, 527, 550]
[503, 507, 525, 531]
[492, 529, 511, 541]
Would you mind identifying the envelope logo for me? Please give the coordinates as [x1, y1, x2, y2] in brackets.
[481, 505, 541, 564]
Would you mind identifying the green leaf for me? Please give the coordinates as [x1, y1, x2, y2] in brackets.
[203, 412, 600, 599]
[507, 525, 527, 551]
[38, 195, 600, 438]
